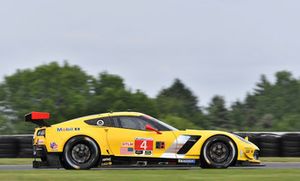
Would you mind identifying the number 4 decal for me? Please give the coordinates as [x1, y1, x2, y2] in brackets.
[135, 138, 153, 151]
[140, 140, 147, 150]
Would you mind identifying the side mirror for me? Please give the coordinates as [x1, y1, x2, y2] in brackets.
[145, 124, 162, 134]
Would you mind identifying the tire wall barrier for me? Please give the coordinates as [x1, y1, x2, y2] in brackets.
[0, 135, 33, 158]
[0, 133, 300, 158]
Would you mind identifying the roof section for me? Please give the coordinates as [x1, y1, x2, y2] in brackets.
[99, 112, 145, 118]
[53, 112, 147, 126]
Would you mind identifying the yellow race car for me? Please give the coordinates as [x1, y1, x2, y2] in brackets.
[26, 111, 260, 169]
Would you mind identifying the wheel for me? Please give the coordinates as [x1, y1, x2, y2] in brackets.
[201, 135, 236, 168]
[62, 136, 100, 169]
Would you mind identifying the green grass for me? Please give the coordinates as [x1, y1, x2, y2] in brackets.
[0, 158, 299, 181]
[0, 158, 33, 165]
[0, 169, 299, 181]
[260, 157, 300, 162]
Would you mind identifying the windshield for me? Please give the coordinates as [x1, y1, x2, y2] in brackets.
[144, 115, 178, 131]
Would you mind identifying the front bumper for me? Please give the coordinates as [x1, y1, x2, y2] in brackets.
[235, 149, 264, 167]
[253, 150, 259, 161]
[245, 149, 261, 163]
[235, 161, 265, 167]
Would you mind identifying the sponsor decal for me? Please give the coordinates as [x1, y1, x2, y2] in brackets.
[135, 150, 143, 155]
[156, 141, 165, 149]
[145, 150, 152, 155]
[122, 142, 134, 147]
[178, 159, 196, 164]
[101, 157, 112, 166]
[50, 142, 58, 150]
[57, 127, 80, 132]
[96, 120, 104, 126]
[102, 157, 112, 162]
[120, 147, 134, 155]
[37, 139, 44, 145]
[240, 150, 244, 157]
[135, 138, 153, 151]
[101, 162, 112, 166]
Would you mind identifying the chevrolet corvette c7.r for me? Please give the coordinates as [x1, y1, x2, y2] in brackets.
[26, 111, 260, 169]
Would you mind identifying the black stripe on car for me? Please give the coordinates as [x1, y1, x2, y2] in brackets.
[177, 136, 201, 154]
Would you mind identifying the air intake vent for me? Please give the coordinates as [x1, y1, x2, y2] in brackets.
[177, 136, 201, 154]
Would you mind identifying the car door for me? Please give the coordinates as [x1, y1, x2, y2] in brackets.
[106, 116, 177, 158]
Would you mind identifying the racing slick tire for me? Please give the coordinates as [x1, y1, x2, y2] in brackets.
[200, 135, 236, 169]
[0, 137, 18, 158]
[282, 141, 299, 148]
[281, 133, 300, 157]
[17, 136, 33, 158]
[62, 136, 100, 169]
[259, 134, 281, 157]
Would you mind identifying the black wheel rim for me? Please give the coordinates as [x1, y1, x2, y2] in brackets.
[208, 141, 230, 164]
[71, 143, 91, 164]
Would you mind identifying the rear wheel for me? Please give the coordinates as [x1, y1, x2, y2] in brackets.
[200, 135, 236, 168]
[62, 136, 100, 169]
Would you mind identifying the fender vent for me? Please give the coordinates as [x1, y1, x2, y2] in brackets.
[177, 136, 201, 154]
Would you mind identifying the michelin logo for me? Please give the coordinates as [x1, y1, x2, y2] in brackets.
[57, 127, 80, 132]
[178, 159, 196, 164]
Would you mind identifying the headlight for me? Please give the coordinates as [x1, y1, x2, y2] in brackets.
[37, 129, 46, 137]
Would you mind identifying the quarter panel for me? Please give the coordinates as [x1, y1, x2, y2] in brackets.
[44, 124, 110, 156]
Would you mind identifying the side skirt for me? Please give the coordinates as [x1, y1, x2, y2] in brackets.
[100, 156, 200, 167]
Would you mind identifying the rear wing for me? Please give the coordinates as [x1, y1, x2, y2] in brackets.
[25, 112, 51, 127]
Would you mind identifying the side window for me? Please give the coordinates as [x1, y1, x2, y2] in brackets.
[115, 116, 157, 131]
[84, 117, 114, 127]
[140, 116, 170, 131]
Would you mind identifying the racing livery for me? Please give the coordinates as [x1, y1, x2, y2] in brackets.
[26, 111, 260, 169]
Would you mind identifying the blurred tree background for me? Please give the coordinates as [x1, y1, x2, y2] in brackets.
[0, 62, 300, 134]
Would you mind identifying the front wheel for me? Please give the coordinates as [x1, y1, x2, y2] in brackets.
[63, 136, 100, 169]
[200, 135, 236, 168]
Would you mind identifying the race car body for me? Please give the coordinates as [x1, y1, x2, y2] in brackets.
[27, 111, 260, 169]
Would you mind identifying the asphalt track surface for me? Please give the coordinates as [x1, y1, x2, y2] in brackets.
[0, 162, 300, 170]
